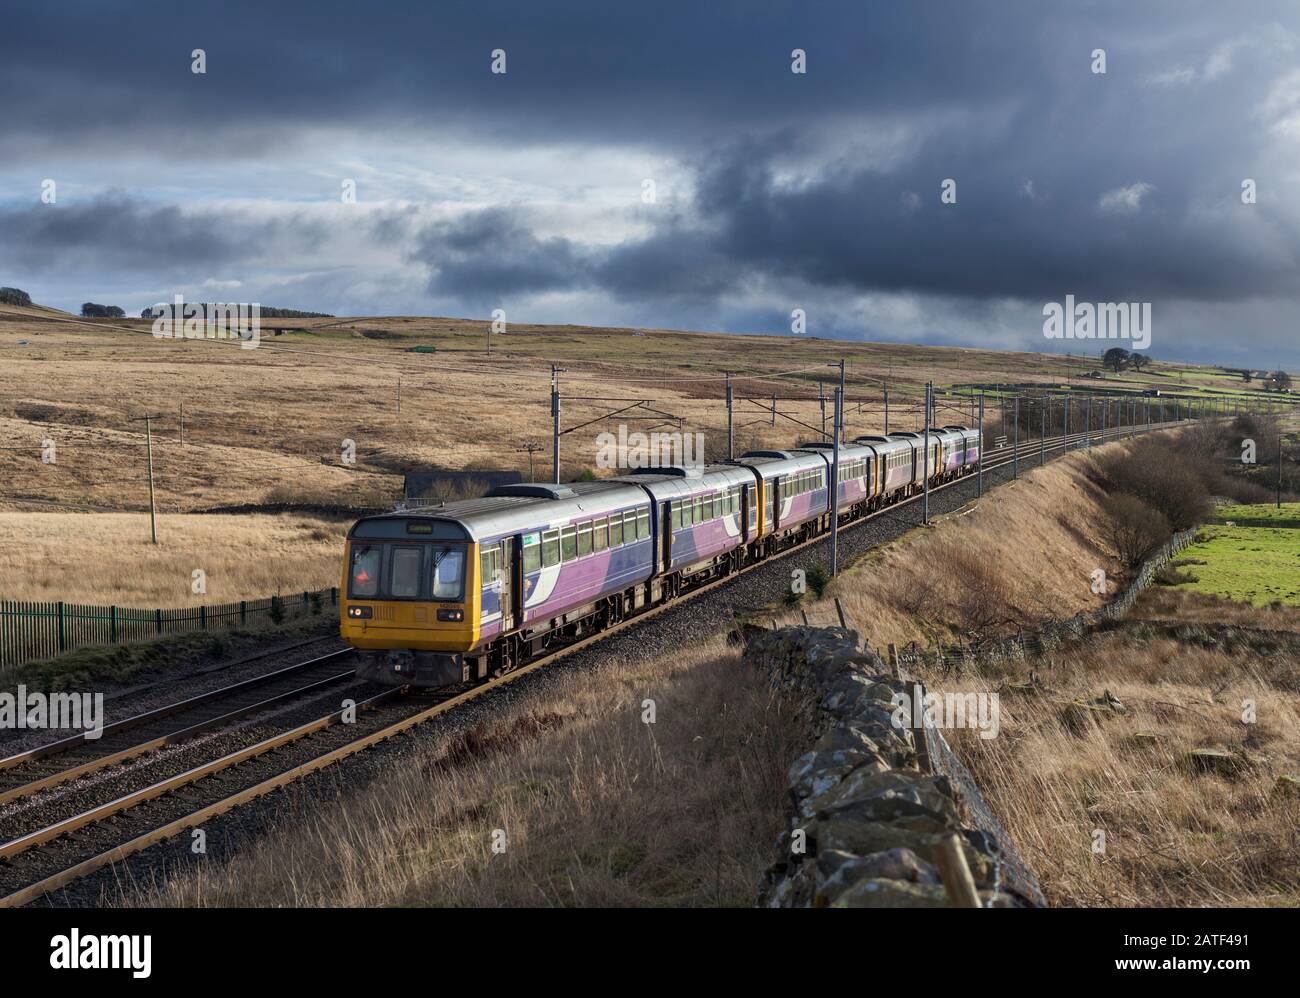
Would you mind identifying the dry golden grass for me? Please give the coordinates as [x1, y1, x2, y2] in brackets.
[946, 623, 1300, 907]
[788, 450, 1120, 649]
[0, 511, 346, 605]
[0, 309, 1258, 513]
[118, 637, 801, 907]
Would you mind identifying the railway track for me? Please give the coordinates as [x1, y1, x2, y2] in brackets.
[0, 648, 355, 806]
[0, 418, 1186, 907]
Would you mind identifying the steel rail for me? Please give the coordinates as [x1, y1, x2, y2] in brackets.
[0, 688, 398, 864]
[0, 661, 357, 807]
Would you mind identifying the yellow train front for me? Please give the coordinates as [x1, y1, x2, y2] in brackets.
[340, 513, 484, 687]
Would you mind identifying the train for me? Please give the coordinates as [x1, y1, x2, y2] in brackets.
[340, 425, 980, 687]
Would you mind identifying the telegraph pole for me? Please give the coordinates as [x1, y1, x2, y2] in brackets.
[1279, 430, 1285, 509]
[521, 442, 542, 482]
[977, 393, 985, 497]
[922, 381, 932, 523]
[130, 413, 162, 544]
[884, 384, 890, 434]
[551, 364, 566, 483]
[1013, 394, 1019, 478]
[1040, 395, 1046, 466]
[830, 359, 844, 576]
[726, 372, 735, 460]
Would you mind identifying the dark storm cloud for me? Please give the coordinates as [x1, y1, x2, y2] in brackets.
[3, 0, 1300, 363]
[0, 0, 1042, 155]
[0, 196, 331, 273]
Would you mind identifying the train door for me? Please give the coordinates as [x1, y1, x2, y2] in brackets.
[740, 483, 750, 541]
[769, 475, 780, 530]
[660, 501, 672, 572]
[498, 537, 516, 632]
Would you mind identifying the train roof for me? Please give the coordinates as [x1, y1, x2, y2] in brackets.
[350, 478, 651, 542]
[852, 435, 913, 454]
[609, 463, 753, 499]
[734, 449, 828, 478]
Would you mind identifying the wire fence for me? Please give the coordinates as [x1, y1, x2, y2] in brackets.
[0, 588, 338, 674]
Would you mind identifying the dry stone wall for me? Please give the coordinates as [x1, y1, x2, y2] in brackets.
[749, 625, 1040, 908]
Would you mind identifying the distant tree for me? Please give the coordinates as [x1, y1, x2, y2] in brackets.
[1103, 347, 1130, 373]
[1262, 370, 1292, 392]
[80, 302, 124, 318]
[1129, 352, 1151, 371]
[0, 286, 33, 307]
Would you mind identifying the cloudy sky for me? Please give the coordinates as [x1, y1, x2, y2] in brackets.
[2, 0, 1298, 367]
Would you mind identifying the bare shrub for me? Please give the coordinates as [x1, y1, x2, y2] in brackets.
[1103, 492, 1171, 569]
[947, 547, 1016, 637]
[1096, 438, 1210, 530]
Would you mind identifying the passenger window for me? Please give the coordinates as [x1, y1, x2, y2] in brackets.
[561, 525, 577, 561]
[609, 514, 624, 546]
[624, 511, 637, 539]
[671, 505, 682, 530]
[349, 545, 380, 598]
[637, 510, 649, 538]
[542, 529, 560, 568]
[578, 522, 592, 557]
[523, 535, 542, 574]
[391, 545, 423, 598]
[593, 518, 608, 551]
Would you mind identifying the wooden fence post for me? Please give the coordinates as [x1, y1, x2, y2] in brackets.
[155, 608, 162, 635]
[110, 605, 118, 643]
[834, 597, 848, 629]
[200, 605, 207, 630]
[57, 601, 66, 653]
[934, 833, 982, 908]
[240, 600, 247, 626]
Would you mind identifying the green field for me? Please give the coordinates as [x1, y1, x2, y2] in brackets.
[1175, 504, 1300, 606]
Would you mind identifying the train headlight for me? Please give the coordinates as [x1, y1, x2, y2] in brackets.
[347, 606, 373, 619]
[437, 608, 465, 622]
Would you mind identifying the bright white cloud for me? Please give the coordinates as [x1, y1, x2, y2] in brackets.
[1098, 182, 1155, 213]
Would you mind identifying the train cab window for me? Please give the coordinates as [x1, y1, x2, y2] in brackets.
[578, 522, 593, 557]
[349, 545, 380, 598]
[609, 514, 624, 546]
[637, 509, 650, 539]
[523, 534, 542, 574]
[542, 529, 560, 568]
[390, 546, 423, 598]
[431, 547, 465, 600]
[561, 525, 577, 561]
[593, 518, 609, 552]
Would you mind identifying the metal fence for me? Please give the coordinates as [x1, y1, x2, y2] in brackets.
[0, 588, 338, 673]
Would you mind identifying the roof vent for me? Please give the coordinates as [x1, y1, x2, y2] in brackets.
[486, 483, 578, 500]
